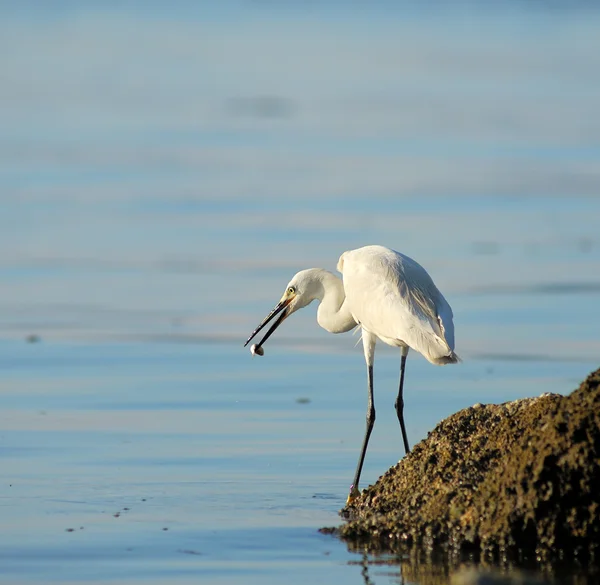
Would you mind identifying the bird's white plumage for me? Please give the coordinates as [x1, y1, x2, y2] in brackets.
[244, 244, 459, 501]
[337, 245, 457, 364]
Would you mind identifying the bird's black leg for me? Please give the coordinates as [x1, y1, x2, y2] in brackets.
[348, 364, 375, 503]
[395, 352, 410, 454]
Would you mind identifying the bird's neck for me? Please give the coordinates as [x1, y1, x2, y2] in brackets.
[314, 270, 356, 334]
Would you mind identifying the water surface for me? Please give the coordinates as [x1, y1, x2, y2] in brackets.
[1, 2, 599, 583]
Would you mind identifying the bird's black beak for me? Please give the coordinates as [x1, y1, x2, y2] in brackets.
[243, 298, 291, 349]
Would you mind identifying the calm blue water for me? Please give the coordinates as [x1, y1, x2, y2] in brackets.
[1, 2, 599, 583]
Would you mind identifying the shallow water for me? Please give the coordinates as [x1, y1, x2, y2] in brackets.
[1, 1, 600, 583]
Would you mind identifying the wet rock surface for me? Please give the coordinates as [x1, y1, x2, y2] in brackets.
[331, 367, 600, 563]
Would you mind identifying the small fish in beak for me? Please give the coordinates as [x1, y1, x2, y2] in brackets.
[250, 343, 264, 357]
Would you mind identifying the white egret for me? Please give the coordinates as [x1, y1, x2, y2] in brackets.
[244, 245, 459, 502]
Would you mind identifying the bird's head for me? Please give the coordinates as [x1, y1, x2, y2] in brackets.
[243, 269, 323, 351]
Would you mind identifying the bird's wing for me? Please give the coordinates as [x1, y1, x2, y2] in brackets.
[340, 246, 455, 362]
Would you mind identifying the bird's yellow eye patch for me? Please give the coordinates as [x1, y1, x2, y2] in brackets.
[287, 286, 296, 295]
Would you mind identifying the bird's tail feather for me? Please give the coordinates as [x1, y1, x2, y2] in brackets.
[431, 351, 461, 365]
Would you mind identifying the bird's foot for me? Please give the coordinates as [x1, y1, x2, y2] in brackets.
[346, 485, 360, 506]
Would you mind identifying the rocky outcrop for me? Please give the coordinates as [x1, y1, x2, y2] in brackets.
[331, 367, 600, 563]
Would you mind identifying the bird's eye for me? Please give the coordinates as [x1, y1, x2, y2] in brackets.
[287, 286, 296, 294]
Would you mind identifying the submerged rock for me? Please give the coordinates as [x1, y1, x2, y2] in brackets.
[332, 367, 600, 563]
[450, 568, 552, 585]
